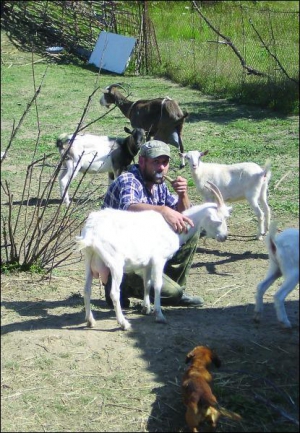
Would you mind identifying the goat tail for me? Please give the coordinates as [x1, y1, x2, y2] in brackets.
[263, 159, 272, 180]
[216, 404, 242, 422]
[266, 221, 279, 258]
[75, 235, 89, 252]
[268, 220, 278, 240]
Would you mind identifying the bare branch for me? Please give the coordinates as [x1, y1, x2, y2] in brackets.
[77, 105, 117, 133]
[69, 86, 101, 143]
[1, 51, 112, 274]
[192, 1, 268, 78]
[249, 18, 298, 84]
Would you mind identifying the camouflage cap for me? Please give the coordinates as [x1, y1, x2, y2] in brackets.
[139, 140, 171, 158]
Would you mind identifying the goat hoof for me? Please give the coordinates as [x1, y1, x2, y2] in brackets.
[155, 316, 167, 324]
[280, 321, 292, 329]
[142, 306, 152, 315]
[87, 319, 96, 328]
[253, 313, 261, 323]
[121, 320, 132, 331]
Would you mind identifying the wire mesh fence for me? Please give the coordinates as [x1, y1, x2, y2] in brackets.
[2, 1, 298, 110]
[147, 1, 299, 101]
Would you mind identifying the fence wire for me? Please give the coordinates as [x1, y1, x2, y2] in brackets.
[147, 2, 299, 97]
[2, 1, 299, 105]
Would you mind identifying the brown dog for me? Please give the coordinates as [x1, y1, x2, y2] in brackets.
[182, 346, 241, 432]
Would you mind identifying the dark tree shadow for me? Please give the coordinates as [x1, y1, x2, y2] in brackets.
[1, 5, 90, 67]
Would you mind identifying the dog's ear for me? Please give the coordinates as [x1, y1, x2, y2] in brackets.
[211, 350, 221, 368]
[185, 349, 195, 364]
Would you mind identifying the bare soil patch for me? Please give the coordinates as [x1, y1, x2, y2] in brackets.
[1, 216, 299, 432]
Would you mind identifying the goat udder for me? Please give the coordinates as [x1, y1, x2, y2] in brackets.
[90, 257, 110, 283]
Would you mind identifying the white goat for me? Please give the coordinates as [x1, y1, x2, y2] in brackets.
[75, 182, 231, 331]
[181, 150, 271, 240]
[57, 127, 145, 205]
[254, 222, 299, 328]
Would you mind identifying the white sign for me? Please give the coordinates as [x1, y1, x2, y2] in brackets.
[89, 31, 136, 74]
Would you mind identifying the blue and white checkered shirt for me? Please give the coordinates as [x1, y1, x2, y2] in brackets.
[102, 164, 178, 210]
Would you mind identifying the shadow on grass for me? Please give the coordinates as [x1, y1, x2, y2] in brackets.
[183, 100, 295, 128]
[1, 5, 122, 77]
[1, 293, 113, 335]
[1, 5, 90, 67]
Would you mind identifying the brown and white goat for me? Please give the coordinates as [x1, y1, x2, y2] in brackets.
[56, 127, 145, 205]
[182, 346, 242, 432]
[100, 83, 188, 167]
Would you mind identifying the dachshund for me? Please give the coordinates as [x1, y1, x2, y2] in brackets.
[182, 346, 242, 432]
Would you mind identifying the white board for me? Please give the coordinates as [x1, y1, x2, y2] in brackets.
[88, 31, 136, 74]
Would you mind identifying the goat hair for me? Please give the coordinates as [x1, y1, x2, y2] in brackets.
[56, 126, 145, 205]
[75, 182, 231, 330]
[254, 221, 299, 328]
[100, 83, 188, 168]
[182, 150, 271, 240]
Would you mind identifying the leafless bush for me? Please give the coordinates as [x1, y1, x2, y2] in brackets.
[1, 67, 112, 277]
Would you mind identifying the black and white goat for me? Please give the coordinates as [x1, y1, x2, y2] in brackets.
[182, 150, 271, 240]
[56, 127, 145, 205]
[254, 222, 299, 328]
[75, 182, 231, 331]
[100, 83, 188, 167]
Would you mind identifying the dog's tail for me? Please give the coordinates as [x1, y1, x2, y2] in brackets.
[216, 405, 242, 422]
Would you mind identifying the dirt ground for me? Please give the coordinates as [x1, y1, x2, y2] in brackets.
[1, 214, 299, 432]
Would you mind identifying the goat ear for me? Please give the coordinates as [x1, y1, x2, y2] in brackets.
[200, 150, 209, 157]
[227, 206, 233, 215]
[185, 350, 195, 364]
[124, 126, 132, 134]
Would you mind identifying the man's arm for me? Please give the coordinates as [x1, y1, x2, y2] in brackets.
[127, 202, 193, 233]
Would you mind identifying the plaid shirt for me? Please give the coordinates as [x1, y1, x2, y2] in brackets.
[102, 164, 178, 210]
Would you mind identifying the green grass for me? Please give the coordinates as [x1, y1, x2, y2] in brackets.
[149, 1, 299, 113]
[1, 1, 298, 113]
[2, 25, 298, 273]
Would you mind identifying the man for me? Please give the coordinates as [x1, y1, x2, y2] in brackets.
[102, 140, 204, 308]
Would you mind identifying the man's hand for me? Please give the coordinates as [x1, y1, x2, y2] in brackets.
[170, 176, 189, 196]
[165, 175, 191, 213]
[160, 206, 194, 234]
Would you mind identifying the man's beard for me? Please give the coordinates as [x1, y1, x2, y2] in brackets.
[144, 171, 164, 184]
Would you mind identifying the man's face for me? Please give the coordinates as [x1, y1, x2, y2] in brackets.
[140, 155, 170, 184]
